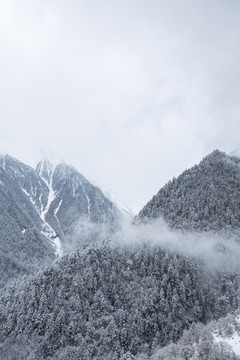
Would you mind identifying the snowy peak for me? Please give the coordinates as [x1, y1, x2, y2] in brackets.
[0, 154, 29, 174]
[36, 159, 54, 185]
[45, 161, 120, 238]
[0, 154, 120, 264]
[53, 163, 88, 185]
[0, 157, 56, 286]
[0, 154, 49, 213]
[25, 156, 120, 235]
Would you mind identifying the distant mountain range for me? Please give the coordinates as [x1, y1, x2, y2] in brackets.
[0, 154, 120, 286]
[1, 150, 240, 359]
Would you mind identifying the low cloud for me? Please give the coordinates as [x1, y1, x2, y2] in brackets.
[68, 216, 240, 274]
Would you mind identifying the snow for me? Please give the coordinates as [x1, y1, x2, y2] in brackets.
[55, 199, 63, 216]
[21, 187, 33, 202]
[214, 332, 240, 355]
[37, 159, 53, 184]
[53, 199, 65, 237]
[21, 171, 63, 258]
[41, 226, 63, 257]
[213, 315, 240, 356]
[39, 193, 44, 213]
[84, 191, 91, 218]
[52, 236, 63, 257]
[38, 168, 64, 256]
[41, 171, 56, 218]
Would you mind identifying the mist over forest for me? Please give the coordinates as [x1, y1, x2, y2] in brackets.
[1, 151, 240, 359]
[1, 0, 240, 358]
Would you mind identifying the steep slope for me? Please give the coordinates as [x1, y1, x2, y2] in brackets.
[0, 241, 239, 360]
[0, 163, 56, 287]
[36, 160, 120, 240]
[0, 155, 63, 257]
[0, 154, 49, 215]
[0, 155, 120, 242]
[0, 155, 120, 286]
[136, 150, 240, 231]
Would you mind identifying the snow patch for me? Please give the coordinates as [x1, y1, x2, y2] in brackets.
[21, 187, 34, 202]
[38, 167, 64, 252]
[21, 173, 63, 258]
[84, 191, 91, 218]
[55, 199, 63, 216]
[41, 226, 63, 257]
[214, 330, 240, 355]
[53, 199, 65, 237]
[41, 173, 56, 218]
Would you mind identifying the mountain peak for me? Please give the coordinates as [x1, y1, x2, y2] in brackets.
[36, 159, 54, 185]
[136, 150, 240, 231]
[202, 149, 230, 163]
[0, 154, 22, 169]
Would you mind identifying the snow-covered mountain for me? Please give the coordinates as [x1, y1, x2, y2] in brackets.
[2, 150, 240, 359]
[135, 150, 240, 232]
[0, 157, 56, 287]
[36, 160, 120, 240]
[0, 155, 120, 286]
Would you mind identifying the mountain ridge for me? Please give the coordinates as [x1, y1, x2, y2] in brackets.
[135, 150, 240, 232]
[0, 154, 120, 287]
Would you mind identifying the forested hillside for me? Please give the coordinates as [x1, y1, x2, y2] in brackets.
[1, 241, 239, 359]
[2, 150, 240, 358]
[136, 151, 240, 231]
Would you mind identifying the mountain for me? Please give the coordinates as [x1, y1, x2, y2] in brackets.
[136, 150, 240, 231]
[0, 155, 120, 286]
[0, 241, 239, 360]
[0, 158, 56, 287]
[2, 151, 240, 359]
[36, 160, 120, 240]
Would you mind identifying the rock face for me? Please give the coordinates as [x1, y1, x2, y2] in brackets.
[136, 150, 240, 231]
[0, 157, 56, 287]
[0, 155, 120, 286]
[36, 160, 119, 239]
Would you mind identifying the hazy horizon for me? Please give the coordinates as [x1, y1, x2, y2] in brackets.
[1, 0, 240, 212]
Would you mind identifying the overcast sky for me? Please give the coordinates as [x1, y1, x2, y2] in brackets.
[0, 0, 240, 213]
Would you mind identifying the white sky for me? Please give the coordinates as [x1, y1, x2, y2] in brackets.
[0, 0, 240, 213]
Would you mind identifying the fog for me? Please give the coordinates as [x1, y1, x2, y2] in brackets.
[67, 216, 240, 274]
[1, 0, 240, 212]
